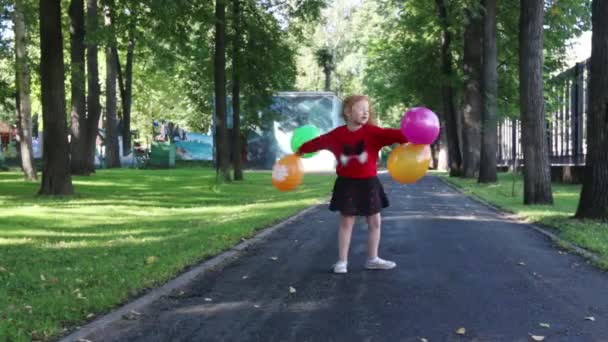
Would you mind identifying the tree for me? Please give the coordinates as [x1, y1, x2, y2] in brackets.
[478, 0, 498, 183]
[435, 0, 462, 176]
[104, 0, 120, 168]
[214, 0, 230, 181]
[575, 0, 608, 220]
[461, 4, 482, 178]
[69, 0, 88, 174]
[519, 0, 552, 204]
[231, 0, 243, 180]
[38, 0, 73, 195]
[315, 47, 333, 91]
[85, 0, 102, 173]
[114, 2, 137, 157]
[13, 0, 36, 181]
[361, 1, 446, 167]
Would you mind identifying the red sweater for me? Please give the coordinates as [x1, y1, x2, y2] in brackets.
[297, 124, 407, 178]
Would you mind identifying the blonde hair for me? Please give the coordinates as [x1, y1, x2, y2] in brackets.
[341, 94, 377, 125]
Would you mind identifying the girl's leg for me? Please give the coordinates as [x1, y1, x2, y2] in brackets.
[365, 212, 396, 270]
[338, 214, 355, 262]
[366, 213, 381, 259]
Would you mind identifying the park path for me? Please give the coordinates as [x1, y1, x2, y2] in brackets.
[68, 175, 608, 342]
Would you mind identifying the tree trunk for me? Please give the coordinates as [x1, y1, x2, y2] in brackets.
[519, 0, 553, 204]
[13, 0, 36, 181]
[104, 1, 120, 168]
[85, 0, 101, 173]
[478, 0, 498, 183]
[214, 0, 231, 181]
[115, 24, 134, 156]
[436, 128, 450, 171]
[575, 0, 608, 219]
[38, 0, 73, 195]
[69, 0, 88, 174]
[435, 0, 462, 177]
[324, 68, 331, 92]
[461, 7, 482, 178]
[232, 0, 243, 180]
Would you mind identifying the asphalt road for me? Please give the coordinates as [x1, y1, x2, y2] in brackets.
[79, 175, 608, 342]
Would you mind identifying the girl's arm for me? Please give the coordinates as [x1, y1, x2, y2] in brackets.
[370, 125, 408, 147]
[296, 130, 334, 155]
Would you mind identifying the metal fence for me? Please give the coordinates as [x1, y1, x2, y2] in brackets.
[497, 59, 589, 166]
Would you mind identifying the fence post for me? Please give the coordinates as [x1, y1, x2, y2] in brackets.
[572, 62, 584, 164]
[511, 118, 517, 171]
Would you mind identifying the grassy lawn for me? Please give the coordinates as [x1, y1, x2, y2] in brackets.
[439, 172, 608, 269]
[0, 168, 334, 341]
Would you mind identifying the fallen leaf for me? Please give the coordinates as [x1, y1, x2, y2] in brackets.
[145, 256, 159, 265]
[456, 327, 466, 335]
[122, 310, 142, 320]
[168, 290, 185, 298]
[585, 316, 596, 321]
[49, 277, 60, 284]
[539, 323, 550, 328]
[530, 334, 545, 341]
[270, 257, 278, 261]
[289, 286, 296, 294]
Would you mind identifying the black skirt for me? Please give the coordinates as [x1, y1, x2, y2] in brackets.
[329, 176, 389, 216]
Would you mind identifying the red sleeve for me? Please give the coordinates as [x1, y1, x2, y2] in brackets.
[297, 130, 334, 154]
[369, 125, 408, 147]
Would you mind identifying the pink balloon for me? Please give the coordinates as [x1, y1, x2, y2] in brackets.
[400, 107, 440, 144]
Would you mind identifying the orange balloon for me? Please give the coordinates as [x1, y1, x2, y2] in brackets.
[272, 154, 304, 191]
[387, 144, 431, 184]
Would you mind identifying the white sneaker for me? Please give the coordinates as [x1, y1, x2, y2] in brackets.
[365, 257, 396, 270]
[333, 261, 348, 273]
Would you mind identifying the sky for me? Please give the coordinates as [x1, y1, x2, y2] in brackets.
[565, 31, 592, 67]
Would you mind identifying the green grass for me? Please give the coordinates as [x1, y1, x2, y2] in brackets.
[0, 168, 335, 341]
[440, 172, 608, 269]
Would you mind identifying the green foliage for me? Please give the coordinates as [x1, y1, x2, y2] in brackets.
[314, 47, 334, 73]
[121, 0, 215, 136]
[121, 0, 323, 136]
[364, 1, 443, 124]
[358, 0, 591, 124]
[231, 0, 301, 124]
[295, 0, 367, 96]
[0, 2, 16, 122]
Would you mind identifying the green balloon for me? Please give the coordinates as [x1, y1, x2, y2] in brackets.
[291, 125, 321, 158]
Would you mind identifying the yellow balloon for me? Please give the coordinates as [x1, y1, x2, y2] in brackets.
[387, 144, 431, 184]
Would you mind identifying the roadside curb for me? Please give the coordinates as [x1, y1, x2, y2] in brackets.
[58, 203, 325, 342]
[434, 176, 603, 266]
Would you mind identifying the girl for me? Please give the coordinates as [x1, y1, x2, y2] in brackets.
[297, 95, 407, 273]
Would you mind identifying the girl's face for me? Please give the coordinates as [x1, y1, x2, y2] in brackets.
[346, 99, 370, 126]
